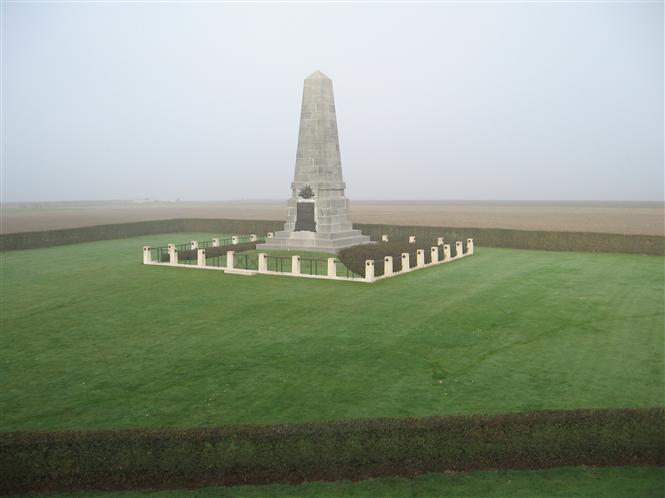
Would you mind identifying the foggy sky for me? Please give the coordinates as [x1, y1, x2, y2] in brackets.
[2, 2, 663, 202]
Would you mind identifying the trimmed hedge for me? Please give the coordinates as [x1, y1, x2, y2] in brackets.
[1, 408, 663, 495]
[355, 223, 665, 256]
[0, 218, 663, 256]
[0, 219, 283, 252]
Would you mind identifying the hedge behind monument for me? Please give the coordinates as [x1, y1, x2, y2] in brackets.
[354, 223, 664, 256]
[0, 219, 283, 251]
[2, 408, 663, 495]
[0, 218, 662, 255]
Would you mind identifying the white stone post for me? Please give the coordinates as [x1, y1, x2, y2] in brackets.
[250, 234, 257, 242]
[409, 235, 416, 244]
[169, 250, 178, 265]
[197, 249, 206, 267]
[416, 249, 425, 267]
[381, 234, 389, 242]
[191, 240, 198, 250]
[365, 260, 375, 282]
[401, 253, 410, 271]
[226, 251, 235, 270]
[467, 238, 475, 255]
[212, 238, 220, 248]
[327, 258, 337, 277]
[258, 253, 267, 272]
[291, 255, 300, 275]
[143, 246, 152, 264]
[430, 247, 439, 264]
[384, 256, 393, 276]
[437, 237, 444, 246]
[267, 232, 274, 239]
[456, 241, 463, 258]
[232, 236, 239, 245]
[168, 243, 176, 255]
[443, 244, 451, 261]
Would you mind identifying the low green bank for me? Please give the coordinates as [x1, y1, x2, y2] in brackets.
[2, 409, 663, 495]
[9, 467, 662, 498]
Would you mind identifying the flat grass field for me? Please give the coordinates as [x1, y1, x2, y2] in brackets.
[1, 233, 663, 432]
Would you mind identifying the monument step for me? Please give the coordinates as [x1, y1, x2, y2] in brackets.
[257, 234, 370, 253]
[271, 230, 366, 241]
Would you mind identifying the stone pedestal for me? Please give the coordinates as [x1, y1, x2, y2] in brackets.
[443, 245, 451, 261]
[258, 253, 268, 272]
[384, 256, 393, 276]
[327, 258, 337, 277]
[365, 260, 375, 282]
[258, 71, 369, 253]
[291, 255, 301, 275]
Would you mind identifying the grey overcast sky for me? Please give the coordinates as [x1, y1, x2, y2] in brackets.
[1, 1, 663, 202]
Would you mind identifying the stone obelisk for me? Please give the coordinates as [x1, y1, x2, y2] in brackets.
[258, 71, 369, 253]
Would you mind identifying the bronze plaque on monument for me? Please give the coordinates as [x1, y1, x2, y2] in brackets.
[295, 203, 316, 232]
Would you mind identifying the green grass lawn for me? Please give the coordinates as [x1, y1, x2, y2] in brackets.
[11, 467, 665, 498]
[1, 233, 663, 432]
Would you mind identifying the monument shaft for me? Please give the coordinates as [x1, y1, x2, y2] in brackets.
[258, 71, 369, 253]
[293, 71, 344, 193]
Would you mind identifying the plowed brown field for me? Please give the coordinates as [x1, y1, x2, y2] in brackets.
[1, 200, 663, 236]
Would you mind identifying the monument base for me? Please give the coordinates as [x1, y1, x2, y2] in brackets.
[257, 229, 370, 253]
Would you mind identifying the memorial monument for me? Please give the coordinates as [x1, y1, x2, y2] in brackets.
[258, 70, 370, 253]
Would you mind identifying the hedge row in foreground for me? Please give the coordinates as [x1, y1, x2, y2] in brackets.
[1, 408, 663, 495]
[1, 218, 663, 255]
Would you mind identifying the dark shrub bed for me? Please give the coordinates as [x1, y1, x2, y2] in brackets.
[175, 243, 257, 262]
[338, 239, 456, 277]
[1, 408, 662, 495]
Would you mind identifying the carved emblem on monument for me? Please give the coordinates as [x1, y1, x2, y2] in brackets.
[298, 185, 315, 199]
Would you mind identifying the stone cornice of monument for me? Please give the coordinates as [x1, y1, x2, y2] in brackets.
[257, 70, 370, 253]
[291, 70, 346, 196]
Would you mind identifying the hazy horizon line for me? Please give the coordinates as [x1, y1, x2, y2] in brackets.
[2, 198, 664, 206]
